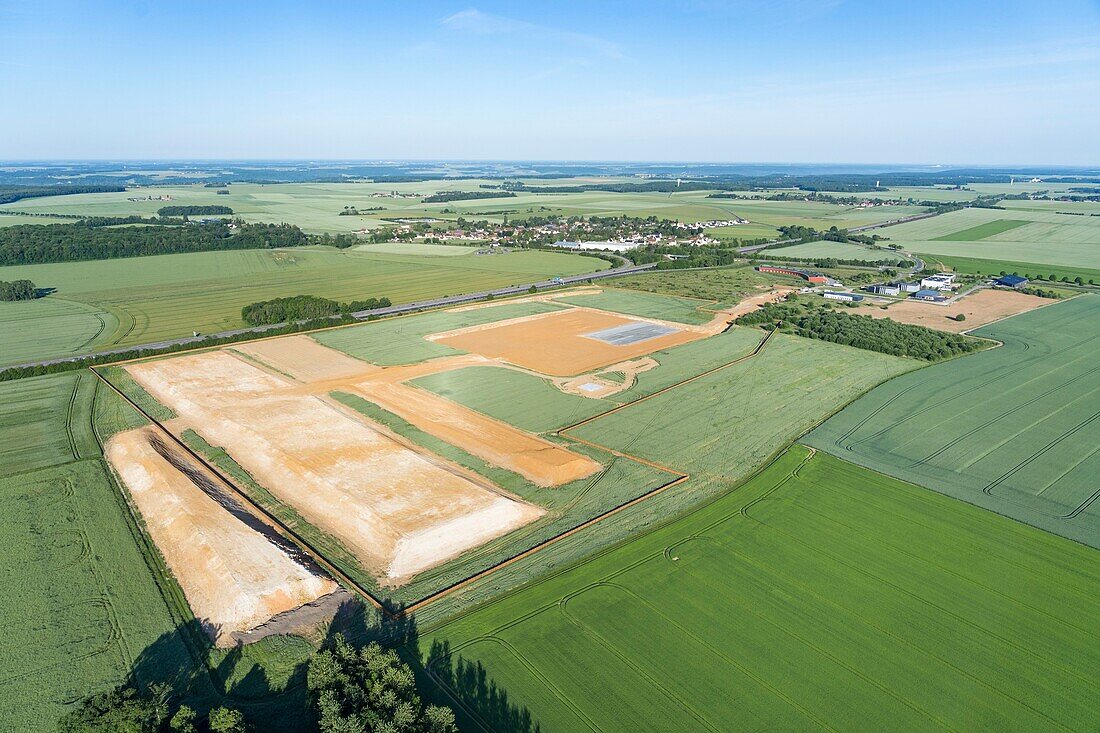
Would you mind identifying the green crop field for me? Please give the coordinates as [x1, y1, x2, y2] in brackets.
[932, 219, 1030, 241]
[879, 207, 1100, 273]
[570, 332, 914, 484]
[0, 181, 925, 237]
[806, 295, 1100, 548]
[0, 297, 120, 366]
[417, 446, 1100, 732]
[0, 372, 98, 475]
[0, 246, 603, 366]
[553, 288, 714, 324]
[917, 253, 1100, 283]
[0, 375, 190, 731]
[411, 366, 610, 433]
[313, 300, 568, 365]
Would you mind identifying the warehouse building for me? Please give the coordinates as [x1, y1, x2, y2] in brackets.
[996, 274, 1029, 288]
[823, 291, 864, 303]
[912, 289, 947, 302]
[756, 265, 830, 284]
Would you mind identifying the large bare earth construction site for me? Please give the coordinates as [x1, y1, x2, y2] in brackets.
[101, 287, 773, 636]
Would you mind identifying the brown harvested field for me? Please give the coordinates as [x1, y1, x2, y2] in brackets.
[854, 288, 1053, 333]
[106, 428, 336, 645]
[232, 334, 378, 382]
[431, 308, 701, 376]
[347, 380, 602, 486]
[124, 351, 544, 583]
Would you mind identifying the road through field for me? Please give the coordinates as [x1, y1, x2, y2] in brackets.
[5, 261, 655, 370]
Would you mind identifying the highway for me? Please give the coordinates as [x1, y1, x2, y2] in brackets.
[6, 260, 658, 370]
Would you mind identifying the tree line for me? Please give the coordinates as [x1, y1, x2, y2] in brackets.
[421, 191, 517, 203]
[0, 184, 125, 205]
[0, 220, 309, 266]
[157, 205, 234, 216]
[0, 279, 38, 300]
[241, 294, 391, 326]
[58, 634, 456, 733]
[737, 298, 985, 360]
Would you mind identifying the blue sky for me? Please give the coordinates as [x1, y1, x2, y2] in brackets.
[1, 0, 1098, 163]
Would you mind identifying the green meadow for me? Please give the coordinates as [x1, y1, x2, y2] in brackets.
[417, 446, 1100, 732]
[882, 207, 1100, 273]
[0, 246, 604, 366]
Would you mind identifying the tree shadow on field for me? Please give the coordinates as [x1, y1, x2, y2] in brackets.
[422, 638, 542, 733]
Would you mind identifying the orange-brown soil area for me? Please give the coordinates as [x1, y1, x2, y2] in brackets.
[854, 288, 1052, 333]
[345, 380, 602, 486]
[430, 308, 701, 376]
[124, 352, 544, 584]
[106, 428, 336, 645]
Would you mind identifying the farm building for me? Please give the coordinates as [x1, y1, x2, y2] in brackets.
[996, 274, 1029, 288]
[912, 289, 947, 302]
[823, 291, 864, 303]
[756, 265, 830, 284]
[920, 273, 957, 291]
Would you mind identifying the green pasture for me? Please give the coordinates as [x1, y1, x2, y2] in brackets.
[767, 239, 899, 260]
[418, 446, 1100, 732]
[884, 207, 1100, 271]
[609, 264, 787, 303]
[0, 246, 603, 365]
[313, 300, 567, 365]
[570, 333, 913, 485]
[806, 295, 1100, 548]
[553, 288, 714, 324]
[410, 366, 609, 433]
[353, 242, 480, 256]
[932, 219, 1030, 241]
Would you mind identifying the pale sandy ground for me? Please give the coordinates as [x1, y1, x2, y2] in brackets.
[232, 335, 380, 381]
[854, 288, 1052, 333]
[125, 352, 544, 583]
[106, 428, 336, 645]
[719, 286, 797, 320]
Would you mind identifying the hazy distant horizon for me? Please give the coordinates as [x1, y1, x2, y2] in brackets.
[2, 0, 1098, 164]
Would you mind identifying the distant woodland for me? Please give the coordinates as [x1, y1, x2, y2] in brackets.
[0, 219, 309, 265]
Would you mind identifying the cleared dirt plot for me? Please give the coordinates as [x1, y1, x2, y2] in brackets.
[806, 294, 1100, 548]
[432, 307, 701, 376]
[313, 300, 568, 366]
[106, 428, 336, 645]
[124, 351, 543, 582]
[420, 447, 1100, 732]
[854, 287, 1054, 332]
[231, 334, 379, 381]
[342, 379, 601, 487]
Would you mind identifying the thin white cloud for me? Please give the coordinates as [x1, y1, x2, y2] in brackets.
[440, 8, 623, 59]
